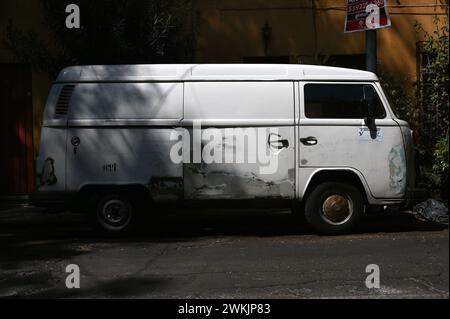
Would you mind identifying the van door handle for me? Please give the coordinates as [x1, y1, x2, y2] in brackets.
[71, 136, 81, 154]
[268, 133, 289, 149]
[300, 137, 318, 146]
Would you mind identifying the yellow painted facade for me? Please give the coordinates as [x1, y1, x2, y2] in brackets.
[194, 0, 447, 83]
[0, 0, 448, 158]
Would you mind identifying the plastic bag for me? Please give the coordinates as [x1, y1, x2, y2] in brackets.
[413, 199, 449, 226]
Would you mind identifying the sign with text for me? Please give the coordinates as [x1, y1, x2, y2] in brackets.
[345, 0, 391, 33]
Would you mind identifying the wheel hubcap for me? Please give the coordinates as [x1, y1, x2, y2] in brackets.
[321, 194, 353, 225]
[101, 199, 130, 225]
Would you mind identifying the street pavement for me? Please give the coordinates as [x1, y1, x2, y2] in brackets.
[0, 204, 448, 298]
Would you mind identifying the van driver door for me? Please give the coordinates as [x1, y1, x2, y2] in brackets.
[298, 82, 406, 199]
[182, 81, 296, 201]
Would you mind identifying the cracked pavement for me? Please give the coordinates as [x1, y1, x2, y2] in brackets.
[0, 204, 448, 298]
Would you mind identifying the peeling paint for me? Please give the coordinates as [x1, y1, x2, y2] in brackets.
[184, 163, 294, 199]
[388, 145, 407, 196]
[288, 168, 296, 182]
[150, 177, 183, 201]
[38, 157, 58, 186]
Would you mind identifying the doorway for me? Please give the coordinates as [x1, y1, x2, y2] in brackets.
[0, 64, 34, 195]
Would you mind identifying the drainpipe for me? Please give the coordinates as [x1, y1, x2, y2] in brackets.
[366, 29, 377, 74]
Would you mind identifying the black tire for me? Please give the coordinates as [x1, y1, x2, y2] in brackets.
[90, 192, 136, 236]
[291, 201, 306, 222]
[305, 182, 364, 234]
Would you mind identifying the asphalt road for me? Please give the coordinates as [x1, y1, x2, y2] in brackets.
[0, 204, 448, 299]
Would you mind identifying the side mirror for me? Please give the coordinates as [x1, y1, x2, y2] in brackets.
[362, 86, 377, 126]
[367, 100, 376, 119]
[364, 115, 375, 127]
[360, 100, 375, 127]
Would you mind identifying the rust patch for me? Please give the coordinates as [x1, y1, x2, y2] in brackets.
[150, 177, 183, 201]
[184, 163, 294, 199]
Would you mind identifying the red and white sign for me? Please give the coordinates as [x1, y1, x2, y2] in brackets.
[345, 0, 391, 33]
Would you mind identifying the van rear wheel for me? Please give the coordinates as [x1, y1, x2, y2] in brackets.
[90, 193, 136, 236]
[305, 182, 363, 234]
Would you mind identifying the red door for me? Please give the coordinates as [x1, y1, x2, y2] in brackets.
[0, 64, 34, 195]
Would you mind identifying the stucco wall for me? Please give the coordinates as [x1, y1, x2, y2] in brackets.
[194, 0, 447, 87]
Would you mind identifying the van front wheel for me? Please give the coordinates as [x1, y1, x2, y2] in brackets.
[91, 193, 135, 236]
[305, 182, 363, 234]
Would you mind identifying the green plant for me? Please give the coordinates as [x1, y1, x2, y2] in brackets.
[434, 134, 449, 174]
[433, 133, 449, 199]
[415, 17, 449, 145]
[414, 16, 449, 199]
[379, 70, 418, 127]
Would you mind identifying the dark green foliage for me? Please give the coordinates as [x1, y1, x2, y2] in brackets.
[4, 0, 194, 77]
[417, 17, 449, 200]
[383, 17, 448, 200]
[432, 133, 449, 200]
[378, 71, 418, 127]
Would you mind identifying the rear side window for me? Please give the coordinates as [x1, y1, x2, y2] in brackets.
[304, 84, 386, 119]
[69, 83, 183, 119]
[184, 82, 294, 120]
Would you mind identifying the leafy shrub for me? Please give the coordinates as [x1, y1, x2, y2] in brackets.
[433, 133, 449, 200]
[382, 17, 448, 200]
[415, 17, 449, 199]
[3, 0, 194, 77]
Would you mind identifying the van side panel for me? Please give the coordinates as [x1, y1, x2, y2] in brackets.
[184, 82, 293, 121]
[36, 84, 68, 193]
[65, 83, 184, 201]
[36, 127, 67, 192]
[66, 128, 182, 200]
[183, 82, 296, 200]
[69, 83, 183, 119]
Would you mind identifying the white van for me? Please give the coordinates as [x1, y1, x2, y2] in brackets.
[31, 64, 417, 235]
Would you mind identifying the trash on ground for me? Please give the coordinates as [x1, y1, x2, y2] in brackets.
[413, 199, 449, 226]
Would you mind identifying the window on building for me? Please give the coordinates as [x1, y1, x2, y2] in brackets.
[304, 84, 386, 119]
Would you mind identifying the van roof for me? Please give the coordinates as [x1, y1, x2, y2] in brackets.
[55, 64, 379, 82]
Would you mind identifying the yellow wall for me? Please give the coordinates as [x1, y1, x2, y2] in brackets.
[194, 0, 448, 87]
[0, 0, 448, 158]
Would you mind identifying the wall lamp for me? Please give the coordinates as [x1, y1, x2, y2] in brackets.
[261, 21, 272, 55]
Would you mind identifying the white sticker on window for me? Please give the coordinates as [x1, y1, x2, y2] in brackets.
[358, 127, 383, 142]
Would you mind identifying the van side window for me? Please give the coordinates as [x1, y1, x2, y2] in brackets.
[304, 84, 386, 119]
[185, 82, 293, 120]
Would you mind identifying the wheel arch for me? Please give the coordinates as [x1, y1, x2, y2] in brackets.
[301, 169, 371, 204]
[73, 184, 154, 212]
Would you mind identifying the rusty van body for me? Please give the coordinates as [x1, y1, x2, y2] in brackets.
[31, 64, 417, 234]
